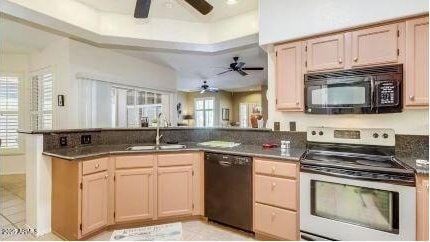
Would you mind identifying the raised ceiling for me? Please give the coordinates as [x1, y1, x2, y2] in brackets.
[117, 45, 267, 92]
[75, 0, 258, 22]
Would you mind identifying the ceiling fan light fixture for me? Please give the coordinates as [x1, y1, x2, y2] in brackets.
[164, 0, 173, 9]
[226, 0, 238, 5]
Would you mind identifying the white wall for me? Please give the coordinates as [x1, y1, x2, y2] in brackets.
[259, 0, 429, 45]
[0, 53, 29, 174]
[266, 51, 429, 135]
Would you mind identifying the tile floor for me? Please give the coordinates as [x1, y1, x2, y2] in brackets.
[0, 174, 255, 241]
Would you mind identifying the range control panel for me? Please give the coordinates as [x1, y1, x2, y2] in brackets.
[307, 127, 395, 147]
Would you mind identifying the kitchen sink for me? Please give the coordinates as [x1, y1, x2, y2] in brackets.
[126, 144, 186, 151]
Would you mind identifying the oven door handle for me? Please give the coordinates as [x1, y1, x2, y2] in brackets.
[301, 165, 364, 180]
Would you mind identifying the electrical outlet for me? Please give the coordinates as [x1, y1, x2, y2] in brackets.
[289, 121, 296, 132]
[81, 135, 92, 145]
[59, 137, 68, 146]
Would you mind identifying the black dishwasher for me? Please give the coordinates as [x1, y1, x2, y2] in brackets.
[204, 152, 252, 232]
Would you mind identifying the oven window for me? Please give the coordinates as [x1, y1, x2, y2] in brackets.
[311, 86, 366, 106]
[311, 181, 399, 233]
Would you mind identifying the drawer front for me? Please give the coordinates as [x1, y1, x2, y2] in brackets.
[82, 158, 109, 175]
[255, 175, 297, 210]
[255, 159, 297, 178]
[255, 203, 298, 240]
[115, 155, 155, 169]
[157, 153, 195, 167]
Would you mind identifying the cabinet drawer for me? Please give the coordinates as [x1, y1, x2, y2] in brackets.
[82, 158, 108, 175]
[255, 203, 297, 240]
[255, 159, 297, 178]
[158, 153, 195, 167]
[255, 175, 297, 210]
[115, 155, 155, 169]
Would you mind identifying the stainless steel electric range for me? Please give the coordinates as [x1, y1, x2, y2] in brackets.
[300, 127, 416, 241]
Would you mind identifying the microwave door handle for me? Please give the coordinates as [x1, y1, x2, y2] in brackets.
[369, 77, 375, 111]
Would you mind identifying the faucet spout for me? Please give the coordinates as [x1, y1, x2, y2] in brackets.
[155, 112, 168, 146]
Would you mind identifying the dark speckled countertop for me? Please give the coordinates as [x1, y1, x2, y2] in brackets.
[43, 142, 306, 162]
[395, 152, 429, 175]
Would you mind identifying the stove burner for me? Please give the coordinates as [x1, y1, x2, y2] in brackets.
[355, 159, 393, 168]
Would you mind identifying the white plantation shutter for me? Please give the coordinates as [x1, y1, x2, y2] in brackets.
[31, 72, 53, 130]
[0, 76, 19, 149]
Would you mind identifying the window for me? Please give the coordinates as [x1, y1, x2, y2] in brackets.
[112, 87, 164, 127]
[31, 73, 53, 130]
[194, 98, 214, 127]
[239, 103, 248, 128]
[0, 76, 19, 149]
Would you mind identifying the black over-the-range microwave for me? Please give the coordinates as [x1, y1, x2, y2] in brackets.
[304, 64, 403, 114]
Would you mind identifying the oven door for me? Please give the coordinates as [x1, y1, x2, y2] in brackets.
[305, 76, 373, 114]
[300, 171, 416, 241]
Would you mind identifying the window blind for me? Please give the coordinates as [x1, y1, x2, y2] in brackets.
[31, 73, 53, 130]
[0, 76, 19, 149]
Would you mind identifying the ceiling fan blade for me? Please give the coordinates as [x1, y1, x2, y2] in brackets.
[134, 0, 151, 18]
[235, 62, 246, 69]
[216, 69, 233, 76]
[183, 0, 214, 15]
[200, 89, 206, 94]
[242, 67, 265, 70]
[237, 70, 249, 76]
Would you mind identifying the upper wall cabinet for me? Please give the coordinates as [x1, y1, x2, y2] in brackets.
[351, 24, 400, 67]
[306, 34, 345, 72]
[405, 17, 429, 107]
[275, 42, 304, 111]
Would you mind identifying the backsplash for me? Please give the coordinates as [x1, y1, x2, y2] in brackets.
[43, 128, 307, 150]
[42, 128, 428, 158]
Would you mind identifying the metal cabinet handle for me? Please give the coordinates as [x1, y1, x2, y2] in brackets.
[271, 212, 276, 219]
[271, 166, 276, 173]
[105, 174, 108, 179]
[338, 57, 343, 64]
[272, 182, 277, 189]
[95, 164, 100, 169]
[409, 95, 415, 101]
[353, 57, 358, 62]
[296, 101, 299, 105]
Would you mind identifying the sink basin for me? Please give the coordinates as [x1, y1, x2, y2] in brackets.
[126, 144, 186, 151]
[159, 144, 187, 150]
[126, 145, 157, 151]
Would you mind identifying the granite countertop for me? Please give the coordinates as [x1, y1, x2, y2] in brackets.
[395, 152, 429, 175]
[43, 142, 306, 162]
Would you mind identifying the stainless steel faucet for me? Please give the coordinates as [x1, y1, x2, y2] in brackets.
[156, 112, 169, 146]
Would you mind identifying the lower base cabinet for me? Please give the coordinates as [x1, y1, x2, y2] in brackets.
[254, 203, 297, 240]
[157, 166, 194, 218]
[51, 152, 202, 240]
[417, 174, 429, 241]
[115, 168, 154, 222]
[253, 158, 299, 240]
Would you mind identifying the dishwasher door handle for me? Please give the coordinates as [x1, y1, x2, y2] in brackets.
[219, 160, 232, 167]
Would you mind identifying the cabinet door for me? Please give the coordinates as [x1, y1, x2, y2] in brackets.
[306, 34, 345, 72]
[157, 166, 193, 218]
[115, 168, 154, 222]
[417, 175, 429, 241]
[81, 171, 109, 235]
[352, 24, 399, 67]
[275, 42, 303, 110]
[405, 17, 429, 107]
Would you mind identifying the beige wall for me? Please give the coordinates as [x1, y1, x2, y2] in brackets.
[266, 50, 429, 135]
[231, 91, 263, 123]
[178, 91, 233, 126]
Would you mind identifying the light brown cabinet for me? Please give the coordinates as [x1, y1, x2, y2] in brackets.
[114, 168, 154, 222]
[157, 165, 194, 218]
[52, 152, 202, 240]
[81, 171, 109, 236]
[417, 175, 429, 241]
[253, 158, 299, 240]
[405, 17, 429, 107]
[306, 34, 345, 72]
[351, 23, 400, 67]
[275, 41, 304, 111]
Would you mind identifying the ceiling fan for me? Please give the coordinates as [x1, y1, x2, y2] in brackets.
[216, 57, 265, 77]
[134, 0, 213, 18]
[197, 81, 219, 93]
